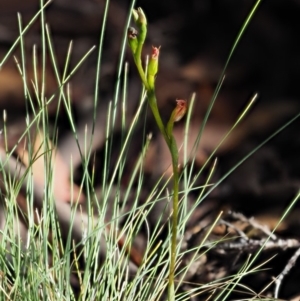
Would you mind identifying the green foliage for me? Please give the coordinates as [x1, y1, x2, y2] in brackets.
[0, 1, 299, 301]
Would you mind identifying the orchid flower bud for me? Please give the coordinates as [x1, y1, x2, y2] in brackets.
[173, 99, 187, 122]
[132, 7, 147, 26]
[132, 8, 147, 47]
[166, 99, 187, 138]
[147, 46, 160, 89]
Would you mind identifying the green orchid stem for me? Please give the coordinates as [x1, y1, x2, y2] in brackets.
[147, 89, 168, 141]
[147, 89, 178, 301]
[132, 56, 167, 140]
[133, 55, 149, 89]
[130, 19, 179, 300]
[168, 136, 179, 301]
[143, 81, 179, 301]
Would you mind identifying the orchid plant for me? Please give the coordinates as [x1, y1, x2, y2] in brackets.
[127, 8, 187, 301]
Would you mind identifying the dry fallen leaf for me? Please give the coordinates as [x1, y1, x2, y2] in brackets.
[16, 131, 84, 204]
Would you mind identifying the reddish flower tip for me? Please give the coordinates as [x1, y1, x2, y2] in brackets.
[174, 99, 187, 122]
[151, 46, 160, 60]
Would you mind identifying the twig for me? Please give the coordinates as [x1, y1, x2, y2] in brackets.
[228, 211, 277, 240]
[274, 246, 300, 298]
[214, 237, 300, 251]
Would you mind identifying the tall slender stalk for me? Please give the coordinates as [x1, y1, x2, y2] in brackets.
[127, 8, 187, 300]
